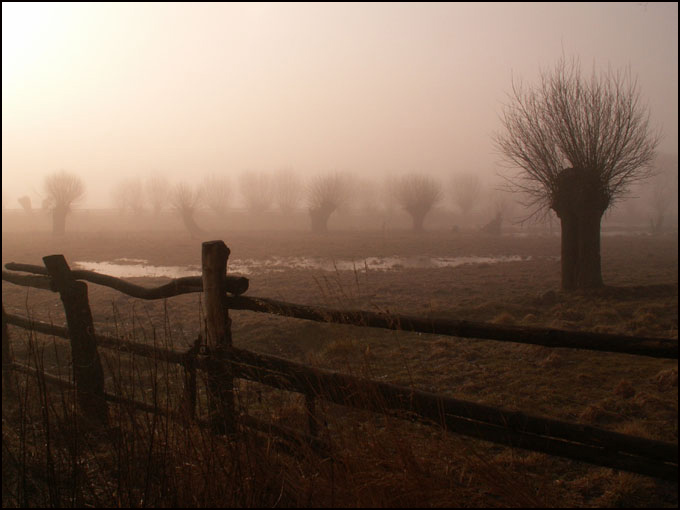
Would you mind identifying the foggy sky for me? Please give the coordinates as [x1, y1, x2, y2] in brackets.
[2, 2, 678, 208]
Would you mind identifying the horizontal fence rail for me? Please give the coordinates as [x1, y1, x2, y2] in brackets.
[4, 262, 249, 297]
[2, 243, 678, 483]
[4, 312, 186, 365]
[4, 265, 676, 359]
[225, 346, 678, 481]
[4, 311, 678, 482]
[225, 295, 678, 360]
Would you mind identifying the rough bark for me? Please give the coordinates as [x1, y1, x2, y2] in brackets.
[201, 241, 235, 434]
[552, 168, 608, 290]
[43, 255, 108, 424]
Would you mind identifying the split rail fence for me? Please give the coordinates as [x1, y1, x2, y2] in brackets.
[2, 240, 678, 482]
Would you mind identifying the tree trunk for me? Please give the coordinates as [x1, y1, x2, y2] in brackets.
[558, 211, 604, 290]
[407, 207, 428, 233]
[576, 211, 604, 288]
[181, 210, 204, 239]
[411, 211, 426, 232]
[553, 168, 608, 291]
[558, 212, 579, 290]
[309, 206, 334, 234]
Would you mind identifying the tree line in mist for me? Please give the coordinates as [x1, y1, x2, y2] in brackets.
[7, 168, 516, 236]
[4, 157, 676, 238]
[2, 55, 678, 292]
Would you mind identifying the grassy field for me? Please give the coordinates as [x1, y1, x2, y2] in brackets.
[2, 223, 678, 507]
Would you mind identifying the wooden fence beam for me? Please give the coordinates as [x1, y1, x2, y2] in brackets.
[5, 310, 677, 481]
[3, 311, 186, 365]
[2, 270, 52, 291]
[225, 295, 678, 359]
[202, 241, 235, 434]
[42, 255, 108, 425]
[4, 262, 249, 298]
[221, 346, 678, 481]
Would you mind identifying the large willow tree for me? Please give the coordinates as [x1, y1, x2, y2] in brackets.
[495, 57, 659, 290]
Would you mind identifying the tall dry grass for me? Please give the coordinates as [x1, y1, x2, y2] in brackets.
[2, 293, 566, 508]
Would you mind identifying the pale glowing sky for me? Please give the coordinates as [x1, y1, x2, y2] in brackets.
[2, 2, 678, 208]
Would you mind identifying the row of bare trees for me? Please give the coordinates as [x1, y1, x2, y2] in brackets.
[24, 157, 673, 241]
[31, 168, 492, 237]
[106, 170, 493, 234]
[12, 55, 666, 294]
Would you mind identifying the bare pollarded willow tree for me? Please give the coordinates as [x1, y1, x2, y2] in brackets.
[647, 153, 678, 234]
[392, 173, 443, 232]
[239, 170, 273, 215]
[307, 172, 353, 233]
[146, 174, 170, 216]
[201, 174, 231, 217]
[17, 196, 33, 215]
[44, 170, 85, 235]
[111, 178, 145, 215]
[450, 172, 482, 217]
[170, 181, 204, 238]
[273, 167, 303, 215]
[494, 56, 660, 290]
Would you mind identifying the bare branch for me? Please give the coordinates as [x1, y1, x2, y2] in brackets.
[494, 56, 659, 215]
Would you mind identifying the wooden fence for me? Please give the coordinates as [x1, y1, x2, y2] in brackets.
[2, 240, 678, 482]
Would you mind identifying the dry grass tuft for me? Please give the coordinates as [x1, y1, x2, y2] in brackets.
[537, 351, 566, 369]
[614, 379, 636, 399]
[579, 404, 614, 425]
[521, 313, 538, 323]
[321, 337, 361, 361]
[653, 368, 678, 391]
[491, 311, 515, 325]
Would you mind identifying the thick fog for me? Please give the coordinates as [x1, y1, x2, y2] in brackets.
[2, 2, 678, 216]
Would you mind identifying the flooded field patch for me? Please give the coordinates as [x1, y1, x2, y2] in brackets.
[74, 254, 532, 278]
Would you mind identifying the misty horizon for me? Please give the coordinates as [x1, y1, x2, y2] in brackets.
[2, 2, 678, 209]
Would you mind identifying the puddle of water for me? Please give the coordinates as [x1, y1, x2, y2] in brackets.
[74, 260, 201, 278]
[113, 257, 149, 264]
[74, 255, 531, 278]
[600, 230, 651, 237]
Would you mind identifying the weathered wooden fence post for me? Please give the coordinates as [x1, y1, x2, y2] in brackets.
[43, 255, 108, 425]
[202, 241, 235, 434]
[2, 304, 15, 398]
